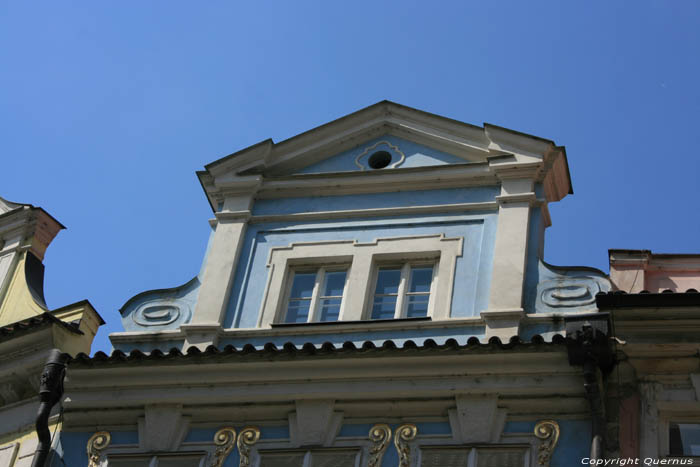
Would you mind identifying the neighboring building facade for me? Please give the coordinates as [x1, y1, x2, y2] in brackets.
[598, 250, 700, 460]
[0, 198, 103, 467]
[14, 102, 697, 466]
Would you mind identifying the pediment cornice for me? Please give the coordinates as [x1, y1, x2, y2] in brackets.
[198, 101, 572, 209]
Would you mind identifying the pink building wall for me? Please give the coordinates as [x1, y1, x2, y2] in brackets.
[609, 249, 700, 293]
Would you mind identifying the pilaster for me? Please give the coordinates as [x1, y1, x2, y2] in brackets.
[191, 188, 257, 336]
[482, 176, 536, 340]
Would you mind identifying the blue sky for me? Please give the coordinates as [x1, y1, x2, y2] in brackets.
[2, 1, 699, 353]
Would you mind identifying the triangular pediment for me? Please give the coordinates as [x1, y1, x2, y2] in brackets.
[197, 101, 571, 209]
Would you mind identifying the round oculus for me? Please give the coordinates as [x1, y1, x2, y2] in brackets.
[367, 150, 392, 169]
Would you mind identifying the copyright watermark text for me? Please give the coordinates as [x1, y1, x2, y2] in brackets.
[581, 459, 694, 466]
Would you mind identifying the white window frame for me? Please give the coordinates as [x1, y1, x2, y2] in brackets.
[418, 444, 530, 467]
[105, 451, 208, 467]
[258, 234, 463, 328]
[368, 260, 438, 320]
[282, 266, 349, 324]
[256, 447, 361, 467]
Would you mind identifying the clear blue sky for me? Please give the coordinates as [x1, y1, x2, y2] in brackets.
[2, 1, 699, 353]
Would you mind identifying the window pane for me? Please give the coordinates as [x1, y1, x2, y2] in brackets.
[406, 295, 430, 318]
[375, 268, 401, 295]
[286, 299, 311, 323]
[319, 298, 341, 322]
[158, 454, 207, 467]
[409, 267, 433, 293]
[107, 457, 153, 467]
[259, 452, 306, 467]
[476, 448, 526, 467]
[670, 423, 700, 456]
[311, 450, 359, 467]
[289, 272, 316, 298]
[371, 296, 397, 320]
[420, 448, 470, 467]
[323, 271, 347, 297]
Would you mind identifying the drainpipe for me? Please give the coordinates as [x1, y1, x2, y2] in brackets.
[565, 314, 615, 462]
[31, 349, 69, 467]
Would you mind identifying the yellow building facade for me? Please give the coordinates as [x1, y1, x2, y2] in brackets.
[0, 197, 102, 467]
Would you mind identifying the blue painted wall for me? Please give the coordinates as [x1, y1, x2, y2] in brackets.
[252, 186, 499, 216]
[52, 419, 589, 466]
[51, 431, 139, 467]
[224, 211, 497, 330]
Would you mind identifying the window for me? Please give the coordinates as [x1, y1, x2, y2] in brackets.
[669, 423, 700, 456]
[371, 263, 435, 320]
[259, 234, 463, 328]
[284, 268, 348, 323]
[107, 452, 207, 467]
[420, 446, 527, 467]
[258, 448, 360, 467]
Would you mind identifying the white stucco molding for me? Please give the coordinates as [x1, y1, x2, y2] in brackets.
[249, 201, 499, 225]
[195, 101, 571, 206]
[257, 234, 463, 328]
[0, 442, 19, 467]
[289, 400, 343, 447]
[448, 394, 507, 444]
[0, 202, 64, 262]
[483, 175, 535, 340]
[62, 350, 583, 430]
[191, 181, 260, 337]
[109, 316, 488, 349]
[691, 374, 700, 401]
[138, 404, 191, 452]
[639, 382, 662, 459]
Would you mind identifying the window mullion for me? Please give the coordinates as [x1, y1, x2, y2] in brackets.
[307, 268, 324, 323]
[427, 259, 438, 317]
[395, 264, 409, 319]
[302, 451, 312, 467]
[467, 447, 476, 467]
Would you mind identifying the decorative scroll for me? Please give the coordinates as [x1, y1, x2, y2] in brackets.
[87, 431, 111, 467]
[237, 427, 261, 467]
[393, 423, 418, 467]
[211, 427, 237, 467]
[368, 424, 392, 467]
[534, 420, 560, 467]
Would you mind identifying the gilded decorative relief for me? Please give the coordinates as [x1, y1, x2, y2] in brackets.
[368, 424, 392, 467]
[237, 427, 261, 467]
[534, 420, 560, 467]
[394, 423, 418, 467]
[86, 431, 111, 467]
[211, 427, 236, 467]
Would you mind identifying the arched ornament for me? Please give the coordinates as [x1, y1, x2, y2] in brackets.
[393, 423, 418, 467]
[368, 424, 392, 467]
[87, 431, 111, 467]
[237, 426, 261, 467]
[534, 420, 560, 467]
[210, 427, 236, 467]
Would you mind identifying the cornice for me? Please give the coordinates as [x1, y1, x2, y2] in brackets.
[246, 201, 499, 225]
[0, 206, 64, 261]
[254, 163, 496, 199]
[196, 101, 572, 210]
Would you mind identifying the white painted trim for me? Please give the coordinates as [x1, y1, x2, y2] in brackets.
[247, 201, 503, 226]
[108, 316, 487, 346]
[366, 260, 437, 321]
[353, 140, 406, 170]
[257, 234, 463, 328]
